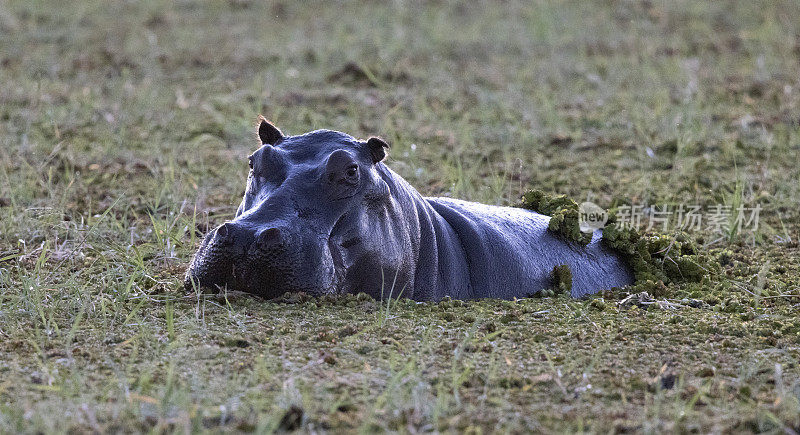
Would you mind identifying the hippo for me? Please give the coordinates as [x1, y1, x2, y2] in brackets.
[184, 117, 633, 300]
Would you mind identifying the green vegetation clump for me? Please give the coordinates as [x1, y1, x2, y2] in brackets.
[518, 189, 592, 245]
[521, 189, 719, 296]
[551, 264, 573, 295]
[537, 264, 573, 298]
[552, 264, 572, 295]
[601, 222, 717, 287]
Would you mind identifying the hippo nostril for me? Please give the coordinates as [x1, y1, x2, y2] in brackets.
[256, 227, 283, 249]
[216, 223, 229, 237]
[215, 223, 237, 244]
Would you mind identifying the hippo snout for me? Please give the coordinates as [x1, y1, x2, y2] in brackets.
[184, 222, 251, 293]
[184, 221, 325, 298]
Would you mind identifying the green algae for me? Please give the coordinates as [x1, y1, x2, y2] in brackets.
[601, 222, 717, 286]
[532, 264, 573, 298]
[518, 189, 592, 245]
[551, 264, 573, 295]
[519, 189, 721, 296]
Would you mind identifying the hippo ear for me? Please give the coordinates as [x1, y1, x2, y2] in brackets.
[366, 137, 389, 163]
[257, 115, 283, 145]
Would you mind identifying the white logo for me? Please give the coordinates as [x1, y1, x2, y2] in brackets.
[579, 201, 608, 233]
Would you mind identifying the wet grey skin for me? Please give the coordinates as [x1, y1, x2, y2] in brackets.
[184, 117, 634, 300]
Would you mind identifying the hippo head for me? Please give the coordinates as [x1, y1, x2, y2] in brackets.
[184, 117, 399, 298]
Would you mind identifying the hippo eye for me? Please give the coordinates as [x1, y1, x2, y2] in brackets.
[345, 164, 358, 179]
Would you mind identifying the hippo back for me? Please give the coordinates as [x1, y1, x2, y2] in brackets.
[425, 197, 634, 298]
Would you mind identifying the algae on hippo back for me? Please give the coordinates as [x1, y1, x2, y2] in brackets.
[537, 264, 573, 298]
[518, 188, 720, 297]
[185, 118, 633, 300]
[518, 189, 592, 246]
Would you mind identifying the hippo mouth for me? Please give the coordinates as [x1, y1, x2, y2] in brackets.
[184, 222, 340, 298]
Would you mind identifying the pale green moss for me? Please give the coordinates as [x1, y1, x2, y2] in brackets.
[518, 189, 592, 245]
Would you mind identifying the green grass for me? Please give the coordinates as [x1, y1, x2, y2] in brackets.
[1, 0, 800, 432]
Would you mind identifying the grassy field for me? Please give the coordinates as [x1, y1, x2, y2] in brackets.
[2, 0, 800, 432]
